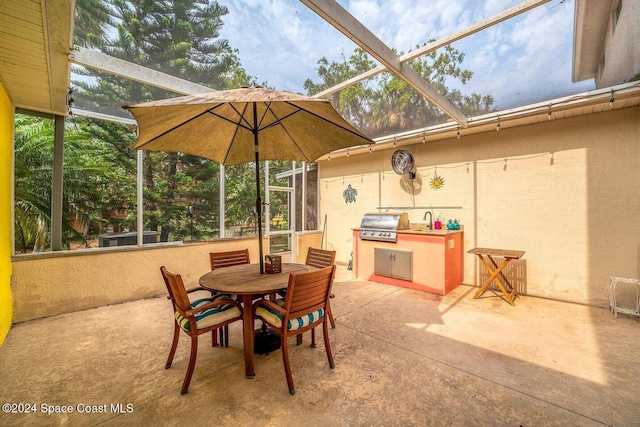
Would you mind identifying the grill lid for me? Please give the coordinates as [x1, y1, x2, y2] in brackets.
[358, 212, 410, 242]
[359, 212, 410, 230]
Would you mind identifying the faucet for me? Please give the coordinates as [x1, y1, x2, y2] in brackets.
[423, 211, 433, 230]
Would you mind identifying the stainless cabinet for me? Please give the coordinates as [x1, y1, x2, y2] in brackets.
[374, 248, 412, 281]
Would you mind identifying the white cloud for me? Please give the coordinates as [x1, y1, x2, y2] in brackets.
[220, 0, 354, 92]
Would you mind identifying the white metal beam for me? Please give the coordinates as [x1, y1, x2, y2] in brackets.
[45, 0, 75, 116]
[301, 0, 468, 127]
[72, 108, 137, 125]
[69, 45, 212, 95]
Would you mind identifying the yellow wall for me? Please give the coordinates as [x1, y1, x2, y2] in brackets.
[319, 106, 640, 307]
[296, 231, 323, 264]
[0, 83, 13, 345]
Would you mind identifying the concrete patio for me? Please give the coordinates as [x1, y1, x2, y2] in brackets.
[1, 268, 638, 426]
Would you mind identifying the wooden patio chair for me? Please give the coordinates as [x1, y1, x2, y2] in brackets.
[209, 249, 251, 346]
[305, 247, 337, 329]
[253, 265, 336, 395]
[160, 268, 222, 348]
[209, 249, 250, 270]
[160, 266, 242, 395]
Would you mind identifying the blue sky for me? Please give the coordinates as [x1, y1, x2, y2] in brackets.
[218, 0, 595, 111]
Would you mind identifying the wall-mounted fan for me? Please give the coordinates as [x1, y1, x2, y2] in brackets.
[391, 149, 415, 179]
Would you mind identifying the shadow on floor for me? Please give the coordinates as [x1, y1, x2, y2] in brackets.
[1, 278, 638, 426]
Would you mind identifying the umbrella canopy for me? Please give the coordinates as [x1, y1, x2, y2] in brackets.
[124, 87, 373, 273]
[123, 86, 373, 165]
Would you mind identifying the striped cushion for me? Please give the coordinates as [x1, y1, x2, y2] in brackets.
[176, 294, 240, 332]
[188, 290, 237, 303]
[255, 299, 325, 332]
[187, 289, 214, 301]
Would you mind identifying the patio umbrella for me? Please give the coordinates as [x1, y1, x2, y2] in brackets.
[123, 86, 373, 273]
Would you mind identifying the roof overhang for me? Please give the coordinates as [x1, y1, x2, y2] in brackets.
[572, 0, 614, 83]
[0, 0, 74, 116]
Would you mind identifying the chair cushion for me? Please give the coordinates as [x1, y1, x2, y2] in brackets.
[188, 290, 238, 303]
[176, 294, 240, 332]
[255, 299, 325, 331]
[187, 289, 213, 301]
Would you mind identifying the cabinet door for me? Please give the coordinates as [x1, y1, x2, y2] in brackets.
[374, 247, 413, 281]
[374, 248, 393, 277]
[391, 249, 413, 281]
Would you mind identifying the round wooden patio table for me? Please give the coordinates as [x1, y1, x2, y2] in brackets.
[199, 262, 313, 379]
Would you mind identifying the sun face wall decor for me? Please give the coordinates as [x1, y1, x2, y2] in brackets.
[430, 169, 445, 190]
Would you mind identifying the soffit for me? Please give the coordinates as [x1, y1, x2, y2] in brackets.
[0, 0, 73, 116]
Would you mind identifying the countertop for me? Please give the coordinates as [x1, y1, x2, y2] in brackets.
[398, 228, 462, 236]
[353, 226, 463, 236]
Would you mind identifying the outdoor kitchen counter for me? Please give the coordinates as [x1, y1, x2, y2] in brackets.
[353, 228, 463, 295]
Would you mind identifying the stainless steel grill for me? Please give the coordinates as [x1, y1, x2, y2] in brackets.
[357, 212, 410, 242]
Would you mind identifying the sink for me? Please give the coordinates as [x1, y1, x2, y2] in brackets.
[408, 223, 431, 231]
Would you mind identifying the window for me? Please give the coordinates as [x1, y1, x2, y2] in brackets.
[143, 152, 221, 243]
[224, 164, 258, 238]
[296, 166, 318, 231]
[14, 115, 54, 253]
[14, 111, 319, 254]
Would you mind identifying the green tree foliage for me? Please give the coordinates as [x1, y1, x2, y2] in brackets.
[69, 0, 258, 243]
[70, 117, 138, 235]
[304, 45, 495, 138]
[14, 116, 54, 253]
[14, 115, 121, 252]
[73, 0, 113, 48]
[304, 48, 376, 130]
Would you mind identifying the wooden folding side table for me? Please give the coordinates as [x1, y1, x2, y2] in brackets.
[468, 247, 525, 306]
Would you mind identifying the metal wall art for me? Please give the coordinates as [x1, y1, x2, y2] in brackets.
[343, 184, 358, 203]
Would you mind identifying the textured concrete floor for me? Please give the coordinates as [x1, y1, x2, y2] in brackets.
[1, 269, 639, 426]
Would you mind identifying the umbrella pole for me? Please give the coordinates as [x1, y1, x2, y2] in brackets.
[252, 102, 281, 354]
[254, 102, 264, 274]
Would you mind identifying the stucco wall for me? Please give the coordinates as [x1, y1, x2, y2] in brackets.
[0, 83, 13, 346]
[11, 231, 324, 323]
[319, 106, 640, 307]
[12, 238, 260, 323]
